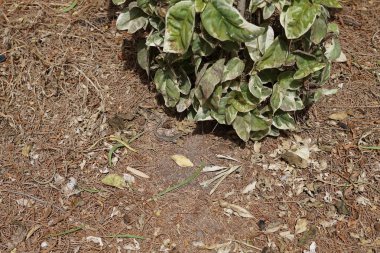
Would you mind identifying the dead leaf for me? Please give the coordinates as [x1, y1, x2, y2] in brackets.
[202, 165, 227, 172]
[123, 173, 135, 184]
[241, 181, 257, 194]
[216, 154, 240, 162]
[279, 231, 294, 241]
[126, 166, 149, 179]
[26, 225, 41, 240]
[219, 200, 254, 218]
[101, 174, 126, 189]
[171, 155, 194, 167]
[328, 111, 348, 121]
[295, 218, 309, 234]
[265, 222, 284, 233]
[281, 150, 308, 169]
[22, 144, 32, 157]
[86, 236, 103, 247]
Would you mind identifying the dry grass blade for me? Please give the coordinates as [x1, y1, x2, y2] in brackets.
[49, 226, 84, 237]
[104, 234, 145, 240]
[110, 136, 138, 152]
[151, 165, 204, 200]
[210, 166, 240, 195]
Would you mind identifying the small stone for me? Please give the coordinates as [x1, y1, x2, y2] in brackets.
[374, 223, 380, 232]
[257, 219, 266, 231]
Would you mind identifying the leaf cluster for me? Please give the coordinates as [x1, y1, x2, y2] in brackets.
[113, 0, 344, 141]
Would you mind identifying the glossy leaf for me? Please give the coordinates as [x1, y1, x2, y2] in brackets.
[164, 1, 196, 54]
[201, 0, 265, 42]
[257, 37, 288, 70]
[281, 0, 321, 39]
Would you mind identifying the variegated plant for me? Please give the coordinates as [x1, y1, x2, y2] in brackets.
[113, 0, 344, 141]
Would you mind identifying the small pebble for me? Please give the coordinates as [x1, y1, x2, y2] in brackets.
[0, 54, 6, 63]
[257, 219, 266, 231]
[41, 241, 49, 248]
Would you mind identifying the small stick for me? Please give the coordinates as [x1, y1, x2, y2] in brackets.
[1, 189, 64, 211]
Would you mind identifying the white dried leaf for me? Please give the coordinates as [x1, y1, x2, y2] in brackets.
[202, 165, 228, 172]
[16, 198, 35, 207]
[86, 236, 103, 247]
[127, 166, 150, 178]
[123, 173, 135, 184]
[265, 222, 284, 233]
[54, 173, 65, 185]
[219, 200, 254, 218]
[99, 167, 109, 174]
[241, 181, 257, 194]
[303, 241, 317, 253]
[62, 177, 80, 197]
[110, 207, 121, 218]
[279, 231, 294, 241]
[295, 218, 308, 234]
[216, 154, 240, 162]
[356, 196, 372, 206]
[319, 220, 337, 228]
[253, 142, 261, 153]
[123, 239, 140, 250]
[41, 241, 49, 248]
[323, 192, 332, 203]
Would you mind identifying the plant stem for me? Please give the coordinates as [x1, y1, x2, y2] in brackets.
[237, 0, 246, 16]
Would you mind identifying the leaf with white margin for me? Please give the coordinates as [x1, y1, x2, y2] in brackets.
[201, 0, 265, 42]
[163, 1, 195, 54]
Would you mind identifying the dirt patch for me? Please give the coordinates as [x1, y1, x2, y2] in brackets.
[0, 0, 379, 252]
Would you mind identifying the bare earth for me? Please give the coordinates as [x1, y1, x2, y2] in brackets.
[1, 0, 379, 252]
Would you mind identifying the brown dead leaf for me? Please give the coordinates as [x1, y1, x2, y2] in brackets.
[328, 112, 348, 121]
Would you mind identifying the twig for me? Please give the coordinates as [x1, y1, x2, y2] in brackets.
[104, 234, 145, 240]
[232, 240, 262, 251]
[49, 225, 84, 237]
[151, 165, 204, 200]
[0, 190, 64, 211]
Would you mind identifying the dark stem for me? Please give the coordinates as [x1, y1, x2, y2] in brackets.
[237, 0, 246, 16]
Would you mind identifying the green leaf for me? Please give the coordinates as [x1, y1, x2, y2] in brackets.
[226, 105, 238, 124]
[112, 0, 127, 5]
[163, 1, 195, 54]
[116, 7, 148, 33]
[327, 22, 340, 35]
[263, 3, 276, 19]
[280, 91, 304, 111]
[314, 0, 342, 8]
[137, 40, 149, 75]
[195, 0, 206, 12]
[248, 75, 272, 102]
[294, 53, 326, 79]
[325, 38, 342, 61]
[257, 37, 288, 71]
[198, 59, 225, 100]
[273, 112, 296, 130]
[278, 71, 302, 90]
[281, 0, 321, 39]
[250, 128, 271, 141]
[192, 33, 215, 56]
[233, 114, 251, 142]
[102, 174, 127, 189]
[251, 114, 271, 131]
[270, 83, 284, 112]
[222, 57, 245, 82]
[146, 31, 164, 47]
[201, 0, 265, 42]
[313, 88, 338, 101]
[63, 1, 77, 13]
[154, 69, 181, 107]
[310, 17, 327, 44]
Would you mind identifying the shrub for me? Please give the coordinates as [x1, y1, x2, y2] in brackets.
[113, 0, 344, 141]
